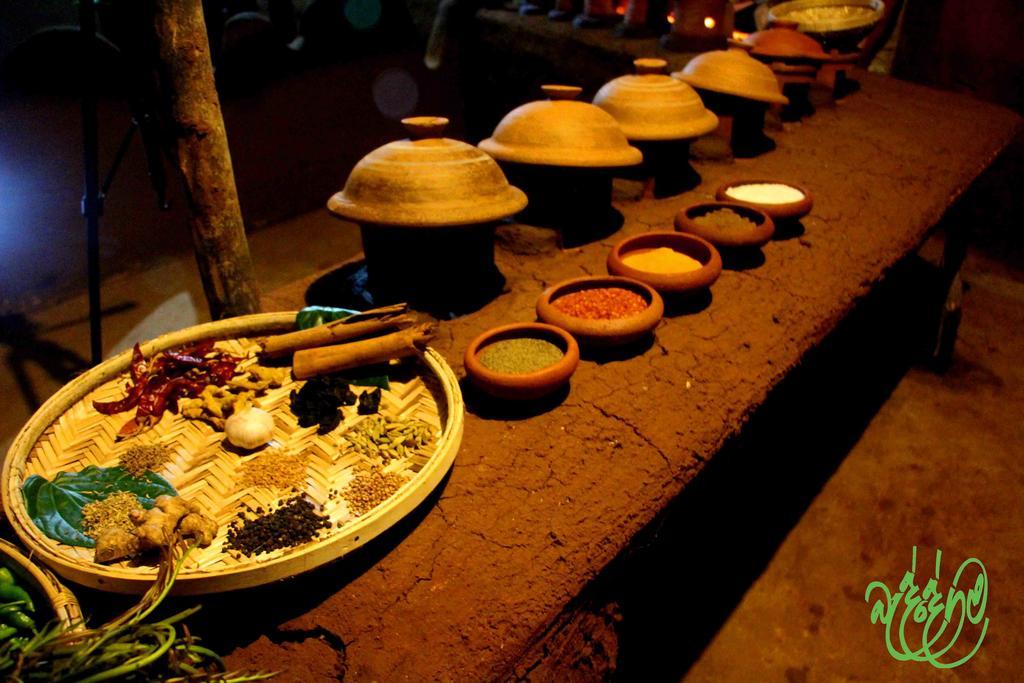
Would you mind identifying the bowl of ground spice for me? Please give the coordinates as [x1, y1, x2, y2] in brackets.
[464, 323, 580, 400]
[536, 276, 664, 347]
[715, 179, 813, 220]
[606, 233, 722, 295]
[675, 201, 775, 248]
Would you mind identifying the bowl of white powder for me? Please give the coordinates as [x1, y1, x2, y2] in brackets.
[715, 179, 813, 220]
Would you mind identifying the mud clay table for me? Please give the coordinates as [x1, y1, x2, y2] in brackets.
[209, 74, 1019, 680]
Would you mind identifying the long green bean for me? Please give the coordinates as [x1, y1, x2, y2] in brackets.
[0, 544, 277, 682]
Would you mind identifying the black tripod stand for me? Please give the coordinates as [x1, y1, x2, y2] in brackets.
[79, 0, 169, 365]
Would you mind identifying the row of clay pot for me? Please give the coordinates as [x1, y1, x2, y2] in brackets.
[321, 37, 849, 314]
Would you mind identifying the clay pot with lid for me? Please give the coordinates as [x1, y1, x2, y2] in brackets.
[594, 58, 718, 197]
[479, 85, 642, 245]
[327, 116, 527, 315]
[744, 23, 830, 63]
[743, 24, 832, 120]
[672, 48, 788, 158]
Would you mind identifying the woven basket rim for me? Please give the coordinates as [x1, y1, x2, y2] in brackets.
[1, 312, 464, 595]
[0, 537, 84, 628]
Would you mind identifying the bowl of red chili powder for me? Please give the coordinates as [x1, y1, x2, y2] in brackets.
[536, 276, 664, 347]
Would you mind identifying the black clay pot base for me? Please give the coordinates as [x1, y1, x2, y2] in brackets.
[631, 140, 702, 198]
[696, 90, 776, 159]
[781, 82, 815, 121]
[304, 260, 505, 319]
[560, 206, 625, 248]
[834, 73, 861, 99]
[502, 163, 625, 247]
[731, 106, 776, 158]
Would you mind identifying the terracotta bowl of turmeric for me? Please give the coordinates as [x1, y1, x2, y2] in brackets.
[607, 232, 722, 294]
[715, 179, 813, 221]
[536, 276, 664, 348]
[465, 322, 580, 400]
[675, 201, 775, 248]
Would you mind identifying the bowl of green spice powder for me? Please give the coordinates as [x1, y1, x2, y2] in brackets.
[464, 323, 580, 400]
[675, 201, 775, 248]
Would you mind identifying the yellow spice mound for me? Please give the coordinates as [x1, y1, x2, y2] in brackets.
[622, 247, 702, 274]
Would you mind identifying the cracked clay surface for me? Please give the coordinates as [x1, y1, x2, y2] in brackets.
[233, 73, 1021, 681]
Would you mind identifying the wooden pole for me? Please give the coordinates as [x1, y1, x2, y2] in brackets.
[149, 0, 261, 318]
[80, 0, 103, 363]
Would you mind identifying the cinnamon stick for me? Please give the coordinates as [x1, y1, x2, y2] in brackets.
[260, 304, 413, 358]
[292, 323, 436, 379]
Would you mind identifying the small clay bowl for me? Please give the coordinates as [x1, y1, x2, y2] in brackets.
[464, 322, 580, 400]
[674, 201, 775, 248]
[715, 179, 813, 220]
[606, 232, 722, 294]
[536, 276, 664, 347]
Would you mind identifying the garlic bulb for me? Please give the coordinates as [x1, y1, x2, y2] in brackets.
[224, 407, 275, 450]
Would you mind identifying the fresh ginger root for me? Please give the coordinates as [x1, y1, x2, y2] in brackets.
[180, 386, 254, 429]
[179, 365, 287, 429]
[94, 495, 218, 564]
[94, 528, 141, 563]
[229, 365, 287, 392]
[130, 496, 190, 548]
[179, 511, 218, 546]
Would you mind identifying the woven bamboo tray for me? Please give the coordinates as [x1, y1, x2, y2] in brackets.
[0, 538, 82, 628]
[2, 313, 463, 595]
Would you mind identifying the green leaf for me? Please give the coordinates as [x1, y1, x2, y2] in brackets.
[21, 466, 177, 548]
[341, 371, 390, 390]
[295, 306, 360, 330]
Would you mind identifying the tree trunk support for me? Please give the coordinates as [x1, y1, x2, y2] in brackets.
[150, 0, 261, 318]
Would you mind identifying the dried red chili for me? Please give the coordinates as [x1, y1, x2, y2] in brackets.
[552, 287, 648, 320]
[93, 342, 241, 438]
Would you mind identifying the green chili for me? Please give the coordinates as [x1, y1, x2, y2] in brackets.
[0, 607, 35, 631]
[0, 583, 34, 612]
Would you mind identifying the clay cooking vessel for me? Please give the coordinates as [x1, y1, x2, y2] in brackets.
[594, 58, 718, 142]
[672, 48, 789, 105]
[673, 49, 787, 158]
[479, 85, 642, 241]
[327, 116, 527, 314]
[743, 25, 829, 63]
[742, 26, 833, 119]
[594, 58, 718, 196]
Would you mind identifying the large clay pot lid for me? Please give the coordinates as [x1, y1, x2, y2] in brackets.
[479, 85, 643, 168]
[743, 26, 828, 61]
[328, 116, 527, 227]
[672, 48, 789, 105]
[593, 58, 719, 142]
